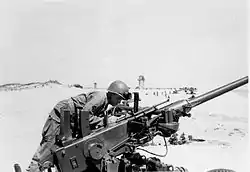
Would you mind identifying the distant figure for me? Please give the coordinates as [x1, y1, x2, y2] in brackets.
[165, 94, 170, 101]
[94, 82, 97, 89]
[27, 80, 132, 172]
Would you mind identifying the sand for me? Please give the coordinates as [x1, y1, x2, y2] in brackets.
[0, 85, 248, 172]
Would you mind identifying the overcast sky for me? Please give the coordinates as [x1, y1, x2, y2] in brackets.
[0, 0, 248, 89]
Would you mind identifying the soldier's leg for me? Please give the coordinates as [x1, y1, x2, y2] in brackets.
[27, 115, 60, 172]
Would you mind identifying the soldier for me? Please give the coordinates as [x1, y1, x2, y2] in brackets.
[27, 80, 131, 172]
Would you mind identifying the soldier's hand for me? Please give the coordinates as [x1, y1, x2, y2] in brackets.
[108, 116, 119, 124]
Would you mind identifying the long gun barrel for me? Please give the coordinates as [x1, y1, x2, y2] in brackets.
[152, 76, 248, 118]
[188, 76, 248, 108]
[119, 76, 248, 122]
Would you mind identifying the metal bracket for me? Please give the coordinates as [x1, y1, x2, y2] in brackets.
[57, 108, 72, 146]
[79, 110, 91, 137]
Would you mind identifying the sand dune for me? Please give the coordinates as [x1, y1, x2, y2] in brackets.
[0, 85, 248, 172]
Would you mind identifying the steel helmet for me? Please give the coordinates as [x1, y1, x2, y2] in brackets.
[107, 80, 131, 100]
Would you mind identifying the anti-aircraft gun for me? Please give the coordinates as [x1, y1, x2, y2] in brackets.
[14, 76, 248, 172]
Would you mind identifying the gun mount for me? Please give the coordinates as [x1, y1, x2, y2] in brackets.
[15, 76, 248, 172]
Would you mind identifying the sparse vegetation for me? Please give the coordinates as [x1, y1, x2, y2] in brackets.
[168, 133, 203, 145]
[0, 80, 62, 91]
[72, 84, 83, 89]
[178, 132, 187, 144]
[168, 133, 179, 145]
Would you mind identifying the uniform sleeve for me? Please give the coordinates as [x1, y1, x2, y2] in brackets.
[81, 93, 106, 125]
[82, 95, 105, 115]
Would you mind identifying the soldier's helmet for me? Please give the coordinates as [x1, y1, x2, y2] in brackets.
[107, 80, 131, 100]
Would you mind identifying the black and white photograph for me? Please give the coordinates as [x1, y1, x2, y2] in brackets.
[0, 0, 248, 172]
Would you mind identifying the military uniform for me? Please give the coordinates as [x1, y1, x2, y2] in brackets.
[28, 91, 109, 172]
